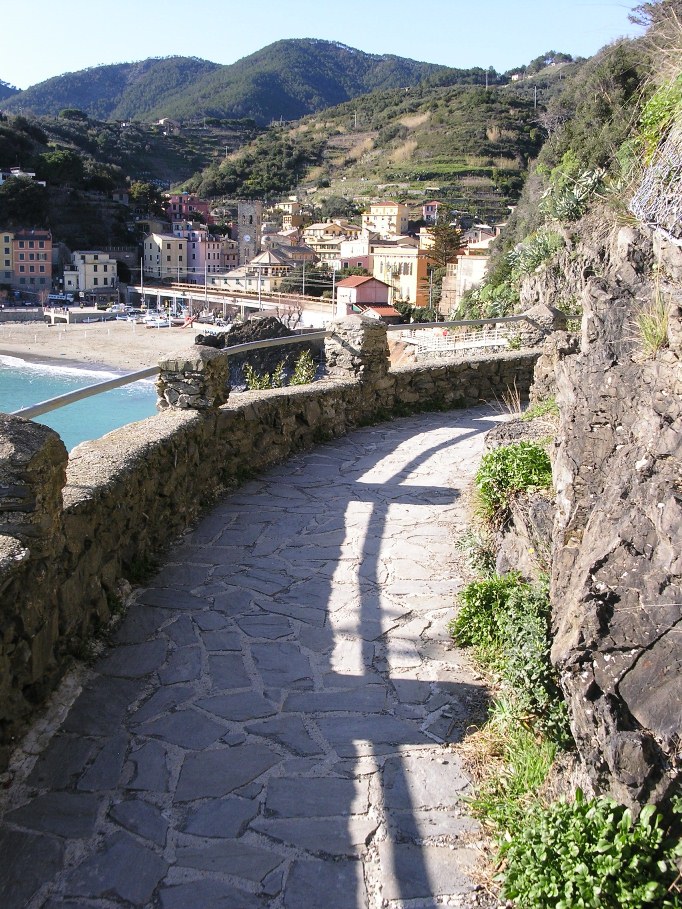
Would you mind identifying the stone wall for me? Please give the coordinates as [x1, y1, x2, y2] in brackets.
[0, 316, 543, 768]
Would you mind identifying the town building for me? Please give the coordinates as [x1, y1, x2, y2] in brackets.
[1, 229, 53, 294]
[361, 202, 409, 238]
[371, 241, 430, 307]
[63, 250, 118, 296]
[164, 193, 212, 224]
[422, 201, 444, 223]
[237, 201, 263, 264]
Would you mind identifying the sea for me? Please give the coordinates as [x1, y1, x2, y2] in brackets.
[0, 355, 157, 451]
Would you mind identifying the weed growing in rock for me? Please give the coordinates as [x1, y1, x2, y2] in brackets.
[455, 527, 497, 577]
[501, 790, 682, 909]
[475, 441, 552, 523]
[635, 291, 669, 358]
[521, 397, 560, 422]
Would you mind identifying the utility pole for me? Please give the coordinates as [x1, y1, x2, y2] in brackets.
[331, 267, 336, 319]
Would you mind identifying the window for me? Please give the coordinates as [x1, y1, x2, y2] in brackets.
[29, 241, 34, 249]
[39, 241, 44, 249]
[93, 264, 98, 272]
[19, 253, 24, 260]
[29, 266, 34, 273]
[103, 264, 108, 272]
[29, 253, 35, 260]
[19, 241, 24, 248]
[93, 278, 98, 286]
[167, 255, 171, 262]
[19, 265, 24, 272]
[4, 260, 8, 267]
[93, 254, 98, 261]
[39, 266, 45, 273]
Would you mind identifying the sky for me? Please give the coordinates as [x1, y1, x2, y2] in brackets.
[1, 0, 645, 91]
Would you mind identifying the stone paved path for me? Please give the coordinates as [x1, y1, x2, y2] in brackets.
[0, 408, 500, 909]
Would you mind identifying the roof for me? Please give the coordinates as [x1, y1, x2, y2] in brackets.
[360, 305, 401, 317]
[337, 275, 378, 288]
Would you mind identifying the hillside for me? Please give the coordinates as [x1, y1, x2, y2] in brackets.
[185, 70, 571, 223]
[2, 41, 449, 125]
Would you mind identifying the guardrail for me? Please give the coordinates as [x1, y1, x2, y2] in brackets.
[9, 316, 536, 420]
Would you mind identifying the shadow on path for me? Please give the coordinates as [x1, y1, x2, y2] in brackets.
[0, 406, 499, 909]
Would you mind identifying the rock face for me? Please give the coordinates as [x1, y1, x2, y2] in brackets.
[528, 219, 681, 808]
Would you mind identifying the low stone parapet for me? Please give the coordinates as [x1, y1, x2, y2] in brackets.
[0, 315, 541, 768]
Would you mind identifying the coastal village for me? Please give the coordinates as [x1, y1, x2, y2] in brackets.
[1, 166, 498, 326]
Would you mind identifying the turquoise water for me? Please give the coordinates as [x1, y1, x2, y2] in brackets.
[0, 355, 158, 451]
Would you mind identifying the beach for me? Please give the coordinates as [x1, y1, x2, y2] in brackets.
[0, 317, 198, 373]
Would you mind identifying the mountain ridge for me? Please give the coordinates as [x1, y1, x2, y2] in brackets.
[1, 40, 449, 124]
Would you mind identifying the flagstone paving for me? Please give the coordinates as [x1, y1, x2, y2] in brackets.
[0, 407, 500, 909]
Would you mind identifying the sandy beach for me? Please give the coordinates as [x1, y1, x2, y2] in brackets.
[0, 316, 199, 373]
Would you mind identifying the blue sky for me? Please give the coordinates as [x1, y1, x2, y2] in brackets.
[2, 0, 644, 90]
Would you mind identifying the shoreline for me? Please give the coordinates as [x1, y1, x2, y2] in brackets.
[0, 320, 195, 373]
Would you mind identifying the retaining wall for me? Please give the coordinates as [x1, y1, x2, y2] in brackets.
[0, 315, 543, 767]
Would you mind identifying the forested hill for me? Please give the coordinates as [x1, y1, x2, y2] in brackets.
[0, 81, 19, 103]
[1, 40, 453, 124]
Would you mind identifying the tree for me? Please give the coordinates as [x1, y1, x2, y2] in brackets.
[427, 217, 464, 268]
[128, 181, 165, 217]
[35, 149, 85, 186]
[0, 176, 49, 226]
[59, 108, 88, 121]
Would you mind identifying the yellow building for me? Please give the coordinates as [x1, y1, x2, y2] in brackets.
[64, 250, 118, 294]
[371, 242, 430, 307]
[361, 202, 409, 238]
[143, 233, 186, 281]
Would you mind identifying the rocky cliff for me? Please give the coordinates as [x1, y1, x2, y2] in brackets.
[527, 214, 681, 808]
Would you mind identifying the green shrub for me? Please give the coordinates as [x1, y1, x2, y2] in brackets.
[475, 441, 552, 522]
[508, 230, 565, 279]
[243, 363, 272, 390]
[290, 349, 317, 385]
[501, 790, 682, 909]
[638, 73, 682, 163]
[449, 572, 521, 653]
[450, 574, 569, 743]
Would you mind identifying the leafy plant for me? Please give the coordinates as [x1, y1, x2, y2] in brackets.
[450, 573, 568, 742]
[475, 441, 553, 522]
[243, 363, 272, 390]
[455, 527, 497, 576]
[508, 229, 565, 278]
[270, 360, 287, 388]
[449, 572, 522, 652]
[290, 349, 317, 385]
[501, 789, 682, 909]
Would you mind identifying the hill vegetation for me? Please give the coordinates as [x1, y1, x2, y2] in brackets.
[184, 67, 573, 223]
[2, 41, 449, 125]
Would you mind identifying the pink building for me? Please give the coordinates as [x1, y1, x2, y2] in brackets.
[337, 275, 390, 309]
[165, 193, 213, 225]
[422, 201, 443, 223]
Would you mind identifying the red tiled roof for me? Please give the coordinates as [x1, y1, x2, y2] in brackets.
[336, 275, 375, 287]
[361, 305, 400, 317]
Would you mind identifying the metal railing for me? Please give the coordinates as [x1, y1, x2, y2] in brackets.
[9, 317, 535, 421]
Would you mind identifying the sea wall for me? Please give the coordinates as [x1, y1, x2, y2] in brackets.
[0, 316, 543, 768]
